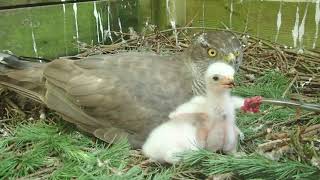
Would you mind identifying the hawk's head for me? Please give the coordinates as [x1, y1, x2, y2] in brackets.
[186, 31, 243, 71]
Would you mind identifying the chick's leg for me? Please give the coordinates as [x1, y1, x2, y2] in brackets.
[222, 124, 238, 153]
[206, 123, 225, 152]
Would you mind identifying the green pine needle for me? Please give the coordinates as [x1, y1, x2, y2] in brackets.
[234, 71, 290, 98]
[182, 150, 320, 180]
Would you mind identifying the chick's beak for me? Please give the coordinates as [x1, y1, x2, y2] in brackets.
[224, 53, 236, 63]
[221, 77, 235, 88]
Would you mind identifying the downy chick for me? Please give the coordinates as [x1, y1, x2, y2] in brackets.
[142, 62, 240, 164]
[203, 62, 240, 153]
[142, 112, 206, 164]
[169, 62, 243, 153]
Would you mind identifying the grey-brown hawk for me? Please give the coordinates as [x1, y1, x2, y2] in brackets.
[0, 30, 243, 148]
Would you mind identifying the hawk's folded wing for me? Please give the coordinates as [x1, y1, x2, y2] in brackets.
[43, 53, 194, 147]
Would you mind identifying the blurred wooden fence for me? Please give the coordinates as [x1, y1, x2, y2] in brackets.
[0, 0, 137, 59]
[141, 0, 320, 51]
[1, 0, 319, 59]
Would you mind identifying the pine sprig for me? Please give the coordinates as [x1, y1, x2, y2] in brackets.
[0, 144, 49, 178]
[0, 122, 129, 179]
[0, 122, 179, 179]
[234, 71, 290, 99]
[182, 150, 320, 180]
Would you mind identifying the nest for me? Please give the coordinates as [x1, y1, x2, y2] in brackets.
[1, 25, 320, 177]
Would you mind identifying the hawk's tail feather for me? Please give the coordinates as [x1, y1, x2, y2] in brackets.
[0, 53, 33, 69]
[0, 53, 46, 104]
[0, 81, 44, 104]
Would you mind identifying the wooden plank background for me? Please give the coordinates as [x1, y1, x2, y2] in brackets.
[1, 0, 319, 59]
[186, 0, 319, 50]
[0, 0, 138, 59]
[140, 0, 320, 51]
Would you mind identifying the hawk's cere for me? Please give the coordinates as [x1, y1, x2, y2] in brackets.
[0, 30, 243, 148]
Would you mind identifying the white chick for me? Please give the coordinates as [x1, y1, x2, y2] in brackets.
[169, 62, 243, 153]
[203, 62, 241, 153]
[142, 62, 242, 163]
[142, 113, 206, 164]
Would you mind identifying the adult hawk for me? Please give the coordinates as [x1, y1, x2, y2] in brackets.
[0, 31, 243, 148]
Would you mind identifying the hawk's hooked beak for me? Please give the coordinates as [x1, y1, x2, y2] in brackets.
[221, 76, 235, 88]
[224, 53, 236, 63]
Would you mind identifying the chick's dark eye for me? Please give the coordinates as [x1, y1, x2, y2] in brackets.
[212, 76, 219, 81]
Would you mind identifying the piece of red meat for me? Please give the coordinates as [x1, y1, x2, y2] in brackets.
[241, 96, 262, 113]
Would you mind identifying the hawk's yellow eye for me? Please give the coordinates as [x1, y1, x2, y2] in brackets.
[207, 48, 217, 57]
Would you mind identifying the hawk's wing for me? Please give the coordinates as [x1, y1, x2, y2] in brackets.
[43, 52, 193, 147]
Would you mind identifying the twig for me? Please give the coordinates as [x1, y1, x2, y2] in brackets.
[302, 124, 320, 137]
[257, 138, 290, 152]
[273, 112, 314, 127]
[16, 166, 56, 180]
[4, 97, 26, 117]
[268, 123, 320, 141]
[258, 123, 320, 152]
[267, 132, 288, 140]
[0, 118, 12, 123]
[240, 66, 263, 75]
[282, 74, 298, 98]
[244, 130, 268, 142]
